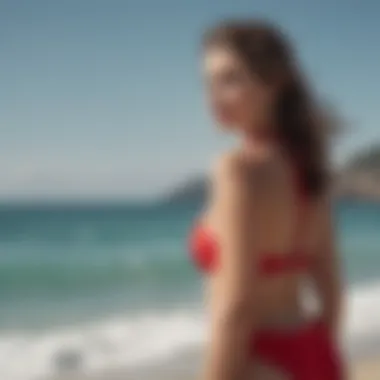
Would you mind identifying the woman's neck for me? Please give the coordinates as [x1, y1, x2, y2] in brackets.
[242, 128, 279, 152]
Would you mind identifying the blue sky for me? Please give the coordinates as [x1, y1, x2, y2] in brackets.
[1, 0, 379, 200]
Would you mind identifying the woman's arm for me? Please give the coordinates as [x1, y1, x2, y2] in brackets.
[201, 154, 263, 380]
[311, 194, 344, 339]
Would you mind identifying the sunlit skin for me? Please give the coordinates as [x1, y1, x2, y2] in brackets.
[203, 46, 276, 135]
[198, 46, 343, 380]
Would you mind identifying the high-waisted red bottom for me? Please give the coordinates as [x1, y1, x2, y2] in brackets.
[251, 321, 343, 380]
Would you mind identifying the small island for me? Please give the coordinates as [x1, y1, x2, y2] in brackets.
[163, 145, 380, 204]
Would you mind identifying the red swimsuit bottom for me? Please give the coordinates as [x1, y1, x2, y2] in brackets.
[189, 223, 343, 380]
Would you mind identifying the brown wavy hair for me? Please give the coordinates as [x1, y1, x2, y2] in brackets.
[203, 20, 331, 197]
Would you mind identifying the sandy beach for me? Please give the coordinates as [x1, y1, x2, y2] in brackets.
[351, 356, 380, 380]
[51, 362, 380, 380]
[48, 347, 380, 380]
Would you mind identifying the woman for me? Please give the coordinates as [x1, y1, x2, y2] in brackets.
[189, 20, 344, 379]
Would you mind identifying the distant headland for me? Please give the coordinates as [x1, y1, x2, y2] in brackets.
[163, 145, 380, 204]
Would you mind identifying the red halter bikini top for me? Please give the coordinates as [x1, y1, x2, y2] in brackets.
[189, 164, 313, 275]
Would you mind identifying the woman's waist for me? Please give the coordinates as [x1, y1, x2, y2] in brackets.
[254, 313, 329, 350]
[256, 303, 321, 332]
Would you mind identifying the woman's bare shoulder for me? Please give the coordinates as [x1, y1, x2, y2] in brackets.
[211, 150, 274, 190]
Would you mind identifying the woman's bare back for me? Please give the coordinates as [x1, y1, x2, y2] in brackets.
[204, 150, 325, 326]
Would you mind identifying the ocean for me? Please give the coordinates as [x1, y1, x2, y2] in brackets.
[1, 200, 380, 379]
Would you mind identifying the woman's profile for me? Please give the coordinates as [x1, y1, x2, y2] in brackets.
[189, 20, 344, 379]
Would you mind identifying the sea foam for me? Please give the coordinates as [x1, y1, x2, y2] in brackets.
[1, 281, 380, 380]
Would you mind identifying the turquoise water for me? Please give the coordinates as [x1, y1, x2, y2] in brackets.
[0, 203, 200, 329]
[1, 201, 380, 379]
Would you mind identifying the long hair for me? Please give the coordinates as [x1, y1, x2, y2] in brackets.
[203, 20, 331, 197]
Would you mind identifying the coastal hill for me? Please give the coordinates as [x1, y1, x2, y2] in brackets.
[164, 145, 380, 203]
[333, 145, 380, 200]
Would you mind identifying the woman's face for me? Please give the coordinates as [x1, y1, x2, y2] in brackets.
[203, 46, 274, 132]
